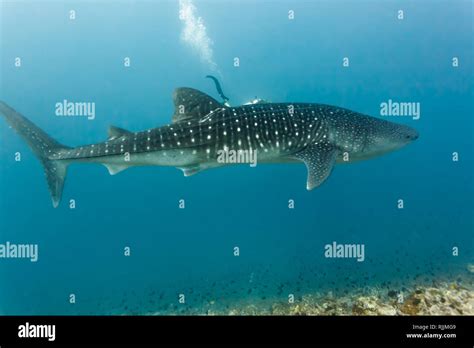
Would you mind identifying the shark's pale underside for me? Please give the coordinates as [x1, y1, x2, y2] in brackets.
[0, 88, 418, 207]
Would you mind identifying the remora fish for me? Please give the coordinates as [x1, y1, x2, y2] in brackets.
[0, 88, 418, 207]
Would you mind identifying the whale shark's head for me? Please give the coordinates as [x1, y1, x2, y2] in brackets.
[361, 120, 418, 159]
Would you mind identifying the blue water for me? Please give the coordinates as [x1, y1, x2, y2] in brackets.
[0, 0, 472, 315]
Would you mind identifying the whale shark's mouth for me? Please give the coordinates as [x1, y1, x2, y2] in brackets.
[403, 125, 419, 142]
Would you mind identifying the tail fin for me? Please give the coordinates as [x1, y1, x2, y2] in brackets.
[0, 101, 70, 207]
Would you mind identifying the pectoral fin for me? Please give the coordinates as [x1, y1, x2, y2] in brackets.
[292, 142, 338, 190]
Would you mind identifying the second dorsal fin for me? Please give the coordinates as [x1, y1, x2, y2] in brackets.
[108, 125, 132, 139]
[172, 87, 223, 123]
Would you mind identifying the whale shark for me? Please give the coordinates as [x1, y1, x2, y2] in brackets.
[0, 87, 418, 207]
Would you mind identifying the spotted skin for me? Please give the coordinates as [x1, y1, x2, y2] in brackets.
[0, 88, 418, 207]
[51, 103, 326, 165]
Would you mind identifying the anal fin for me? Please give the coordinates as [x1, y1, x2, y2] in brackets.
[291, 142, 338, 190]
[104, 163, 129, 175]
[180, 165, 203, 177]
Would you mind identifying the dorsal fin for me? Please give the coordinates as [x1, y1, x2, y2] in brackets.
[172, 87, 223, 123]
[108, 125, 132, 139]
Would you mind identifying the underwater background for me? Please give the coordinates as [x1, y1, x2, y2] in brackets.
[0, 0, 472, 315]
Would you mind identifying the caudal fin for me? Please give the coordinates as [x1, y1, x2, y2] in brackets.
[0, 101, 70, 207]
